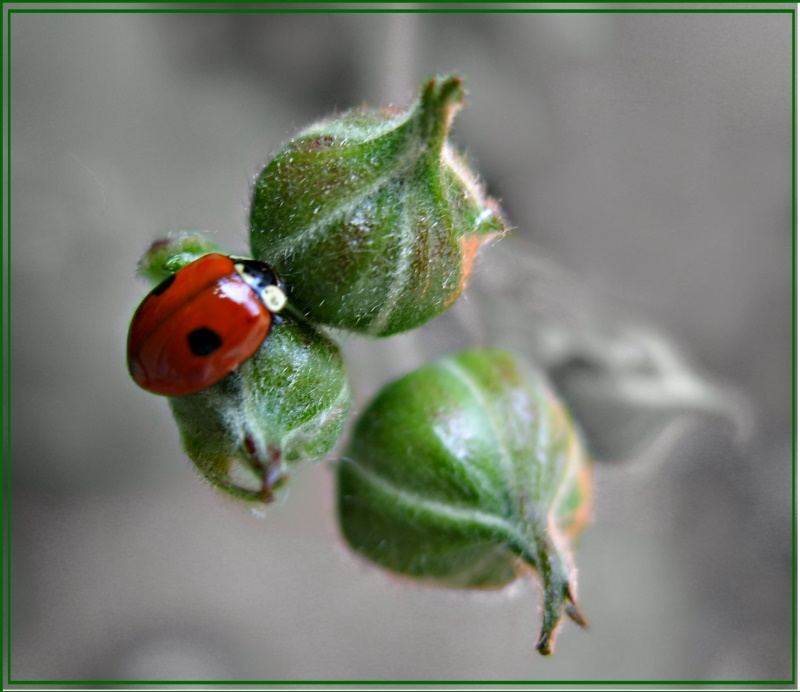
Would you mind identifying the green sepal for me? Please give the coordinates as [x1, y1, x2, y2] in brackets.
[337, 349, 590, 654]
[136, 232, 222, 284]
[250, 75, 505, 337]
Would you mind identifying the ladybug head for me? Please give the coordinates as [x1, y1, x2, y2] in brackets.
[232, 258, 287, 313]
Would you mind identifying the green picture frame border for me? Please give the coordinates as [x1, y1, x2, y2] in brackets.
[1, 1, 795, 686]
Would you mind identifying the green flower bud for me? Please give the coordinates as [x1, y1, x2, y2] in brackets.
[250, 76, 505, 337]
[136, 231, 222, 284]
[337, 349, 591, 655]
[133, 235, 351, 502]
[170, 317, 351, 503]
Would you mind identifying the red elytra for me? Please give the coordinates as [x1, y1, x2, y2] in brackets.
[127, 253, 285, 396]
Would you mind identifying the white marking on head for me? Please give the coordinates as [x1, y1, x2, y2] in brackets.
[262, 285, 287, 313]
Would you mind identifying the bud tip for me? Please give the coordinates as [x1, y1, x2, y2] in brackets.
[418, 75, 465, 148]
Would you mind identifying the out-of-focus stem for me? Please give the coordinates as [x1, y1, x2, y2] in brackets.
[376, 10, 419, 104]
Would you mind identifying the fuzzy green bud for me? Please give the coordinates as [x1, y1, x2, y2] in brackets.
[170, 318, 351, 502]
[337, 349, 591, 654]
[133, 236, 351, 502]
[250, 76, 505, 337]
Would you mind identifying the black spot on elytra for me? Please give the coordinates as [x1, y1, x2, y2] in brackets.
[187, 327, 222, 356]
[150, 273, 176, 296]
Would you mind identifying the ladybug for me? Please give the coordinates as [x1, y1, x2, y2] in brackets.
[127, 253, 287, 396]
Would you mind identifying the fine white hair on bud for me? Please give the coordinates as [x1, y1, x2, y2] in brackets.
[250, 75, 506, 337]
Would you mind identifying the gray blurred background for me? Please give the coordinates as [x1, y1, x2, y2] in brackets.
[8, 9, 793, 682]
